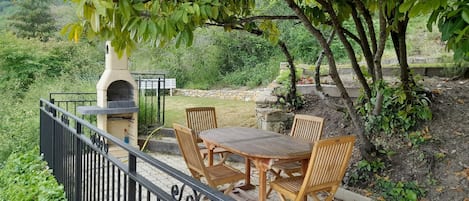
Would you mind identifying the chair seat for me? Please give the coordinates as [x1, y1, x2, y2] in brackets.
[206, 164, 246, 185]
[270, 176, 303, 195]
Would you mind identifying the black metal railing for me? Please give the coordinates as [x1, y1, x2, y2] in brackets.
[132, 73, 167, 134]
[49, 92, 97, 125]
[40, 98, 234, 201]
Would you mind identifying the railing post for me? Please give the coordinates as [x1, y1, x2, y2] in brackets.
[157, 78, 161, 123]
[50, 98, 57, 117]
[128, 153, 136, 201]
[75, 122, 83, 201]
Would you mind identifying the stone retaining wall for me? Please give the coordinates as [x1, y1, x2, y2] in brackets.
[174, 88, 272, 102]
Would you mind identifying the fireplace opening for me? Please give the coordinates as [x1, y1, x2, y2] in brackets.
[108, 80, 133, 101]
[107, 80, 135, 108]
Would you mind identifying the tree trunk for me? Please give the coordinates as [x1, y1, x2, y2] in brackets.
[278, 41, 297, 108]
[371, 0, 388, 114]
[284, 0, 375, 160]
[314, 30, 335, 90]
[391, 16, 413, 100]
[374, 0, 386, 81]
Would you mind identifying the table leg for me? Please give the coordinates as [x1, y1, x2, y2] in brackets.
[239, 158, 255, 190]
[258, 168, 267, 201]
[208, 148, 214, 166]
[301, 159, 308, 174]
[252, 159, 269, 201]
[245, 158, 251, 185]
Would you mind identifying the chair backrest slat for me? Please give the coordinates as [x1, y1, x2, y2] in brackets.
[290, 114, 324, 142]
[186, 107, 218, 142]
[298, 135, 356, 198]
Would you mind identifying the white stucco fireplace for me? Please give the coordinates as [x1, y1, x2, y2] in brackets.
[78, 41, 139, 156]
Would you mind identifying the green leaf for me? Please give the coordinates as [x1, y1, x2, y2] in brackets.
[151, 1, 160, 12]
[148, 20, 157, 36]
[93, 0, 107, 16]
[182, 12, 189, 23]
[427, 10, 440, 31]
[175, 33, 183, 48]
[405, 189, 418, 201]
[211, 6, 219, 18]
[83, 4, 93, 19]
[204, 5, 212, 18]
[90, 12, 98, 32]
[409, 2, 424, 18]
[127, 17, 140, 31]
[193, 3, 200, 16]
[119, 0, 131, 20]
[455, 26, 469, 42]
[138, 19, 148, 38]
[186, 29, 193, 46]
[427, 0, 440, 10]
[399, 0, 414, 13]
[199, 5, 207, 18]
[462, 9, 469, 24]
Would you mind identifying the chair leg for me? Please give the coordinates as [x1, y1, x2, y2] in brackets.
[311, 195, 321, 201]
[223, 183, 236, 194]
[325, 186, 339, 201]
[219, 152, 229, 163]
[276, 192, 287, 201]
[266, 169, 282, 198]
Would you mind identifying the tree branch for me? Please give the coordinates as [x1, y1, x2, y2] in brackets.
[353, 0, 377, 54]
[350, 2, 376, 81]
[321, 0, 372, 99]
[342, 28, 361, 44]
[238, 15, 299, 24]
[314, 30, 335, 90]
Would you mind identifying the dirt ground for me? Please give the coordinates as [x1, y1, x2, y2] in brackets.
[295, 77, 469, 201]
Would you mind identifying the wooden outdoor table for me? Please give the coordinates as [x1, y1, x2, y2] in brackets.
[199, 127, 313, 201]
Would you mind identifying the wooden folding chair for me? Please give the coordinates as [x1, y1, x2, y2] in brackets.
[173, 123, 245, 195]
[270, 135, 356, 201]
[271, 115, 325, 177]
[186, 107, 231, 165]
[186, 107, 218, 141]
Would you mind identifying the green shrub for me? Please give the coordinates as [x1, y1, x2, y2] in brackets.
[222, 60, 279, 88]
[274, 67, 303, 84]
[357, 81, 432, 135]
[0, 33, 102, 98]
[348, 159, 426, 201]
[348, 159, 386, 187]
[375, 177, 426, 201]
[0, 149, 66, 201]
[270, 66, 305, 110]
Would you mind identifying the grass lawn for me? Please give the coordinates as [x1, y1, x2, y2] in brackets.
[163, 96, 257, 128]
